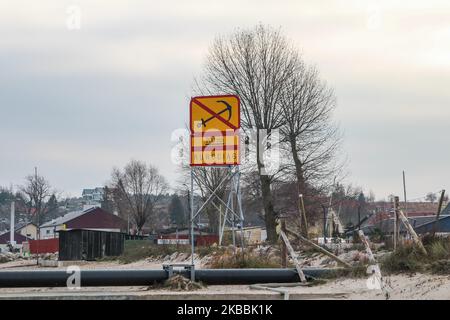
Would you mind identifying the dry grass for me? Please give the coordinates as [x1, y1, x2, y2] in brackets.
[113, 240, 219, 264]
[207, 247, 281, 269]
[381, 237, 450, 274]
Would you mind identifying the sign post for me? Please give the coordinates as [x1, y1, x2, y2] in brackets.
[188, 95, 244, 279]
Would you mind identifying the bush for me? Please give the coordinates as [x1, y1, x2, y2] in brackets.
[115, 240, 223, 264]
[208, 248, 281, 269]
[380, 238, 450, 274]
[429, 241, 450, 260]
[381, 245, 426, 273]
[429, 260, 450, 274]
[117, 241, 189, 264]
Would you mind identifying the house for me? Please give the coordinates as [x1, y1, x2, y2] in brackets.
[440, 203, 450, 216]
[0, 231, 29, 252]
[361, 215, 450, 236]
[414, 215, 450, 235]
[14, 222, 38, 240]
[241, 226, 267, 244]
[82, 187, 105, 202]
[39, 207, 127, 239]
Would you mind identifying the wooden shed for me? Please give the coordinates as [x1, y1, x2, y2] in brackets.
[58, 229, 125, 261]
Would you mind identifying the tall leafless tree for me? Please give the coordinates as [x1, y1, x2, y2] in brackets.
[111, 160, 168, 234]
[196, 25, 299, 242]
[280, 62, 344, 230]
[19, 173, 54, 233]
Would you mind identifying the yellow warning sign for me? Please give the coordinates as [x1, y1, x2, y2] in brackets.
[189, 95, 240, 166]
[190, 95, 240, 132]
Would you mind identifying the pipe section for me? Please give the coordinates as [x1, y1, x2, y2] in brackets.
[0, 268, 337, 288]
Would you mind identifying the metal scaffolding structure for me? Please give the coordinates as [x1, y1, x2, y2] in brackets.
[189, 165, 245, 279]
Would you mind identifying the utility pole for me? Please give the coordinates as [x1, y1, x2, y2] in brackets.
[432, 190, 446, 236]
[35, 166, 40, 266]
[402, 171, 408, 217]
[10, 201, 15, 247]
[393, 196, 400, 251]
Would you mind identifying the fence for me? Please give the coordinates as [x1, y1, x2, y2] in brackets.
[29, 238, 59, 254]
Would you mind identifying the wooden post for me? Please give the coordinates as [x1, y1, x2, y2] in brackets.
[280, 218, 287, 268]
[398, 210, 427, 255]
[358, 230, 377, 265]
[279, 230, 307, 282]
[432, 190, 446, 237]
[393, 197, 400, 250]
[286, 228, 352, 268]
[299, 194, 308, 239]
[358, 230, 390, 299]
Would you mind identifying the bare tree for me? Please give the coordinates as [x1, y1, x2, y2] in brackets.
[281, 63, 342, 192]
[425, 192, 437, 203]
[19, 173, 53, 232]
[111, 160, 169, 234]
[279, 62, 344, 233]
[196, 25, 299, 242]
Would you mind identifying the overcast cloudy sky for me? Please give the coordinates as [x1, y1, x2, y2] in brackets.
[0, 0, 449, 200]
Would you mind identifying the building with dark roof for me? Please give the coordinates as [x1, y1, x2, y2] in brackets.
[0, 231, 29, 245]
[39, 207, 126, 239]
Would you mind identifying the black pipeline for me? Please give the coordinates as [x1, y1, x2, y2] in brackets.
[0, 268, 336, 288]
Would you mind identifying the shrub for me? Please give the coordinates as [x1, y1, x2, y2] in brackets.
[429, 241, 450, 261]
[381, 245, 426, 273]
[429, 260, 450, 274]
[208, 248, 281, 269]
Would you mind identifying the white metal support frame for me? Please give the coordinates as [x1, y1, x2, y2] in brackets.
[189, 165, 246, 279]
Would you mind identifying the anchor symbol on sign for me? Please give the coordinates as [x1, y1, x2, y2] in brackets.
[197, 100, 232, 128]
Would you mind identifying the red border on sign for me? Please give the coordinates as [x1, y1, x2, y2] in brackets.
[189, 135, 241, 166]
[189, 94, 241, 133]
[191, 144, 240, 152]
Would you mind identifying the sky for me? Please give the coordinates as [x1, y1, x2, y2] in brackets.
[0, 0, 449, 200]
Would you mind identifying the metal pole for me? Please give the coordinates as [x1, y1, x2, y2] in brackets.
[190, 169, 195, 271]
[219, 204, 222, 243]
[35, 166, 39, 266]
[323, 205, 327, 244]
[10, 201, 15, 246]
